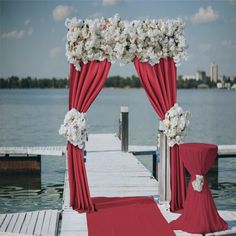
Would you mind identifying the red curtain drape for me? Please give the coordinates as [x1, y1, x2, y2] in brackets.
[68, 60, 111, 212]
[134, 57, 186, 211]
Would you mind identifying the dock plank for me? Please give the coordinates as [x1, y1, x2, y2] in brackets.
[34, 210, 45, 235]
[6, 213, 18, 232]
[48, 210, 59, 236]
[19, 212, 32, 234]
[12, 212, 26, 233]
[0, 214, 6, 228]
[0, 214, 13, 232]
[40, 210, 51, 235]
[0, 210, 59, 236]
[26, 211, 38, 234]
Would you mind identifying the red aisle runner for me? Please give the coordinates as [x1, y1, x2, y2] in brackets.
[86, 197, 175, 236]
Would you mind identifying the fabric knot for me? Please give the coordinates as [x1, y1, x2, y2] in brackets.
[192, 175, 204, 192]
[59, 108, 88, 149]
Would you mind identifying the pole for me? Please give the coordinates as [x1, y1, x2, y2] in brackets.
[121, 106, 129, 152]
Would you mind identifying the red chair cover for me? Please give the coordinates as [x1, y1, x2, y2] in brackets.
[68, 61, 111, 212]
[171, 143, 228, 234]
[134, 57, 186, 211]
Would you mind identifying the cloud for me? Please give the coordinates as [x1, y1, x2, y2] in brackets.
[27, 27, 33, 36]
[52, 5, 76, 22]
[222, 40, 236, 49]
[89, 12, 103, 19]
[49, 47, 62, 58]
[24, 19, 31, 26]
[1, 30, 25, 39]
[191, 6, 220, 23]
[102, 0, 118, 6]
[199, 43, 214, 52]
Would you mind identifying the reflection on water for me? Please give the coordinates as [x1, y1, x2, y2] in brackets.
[0, 183, 63, 213]
[0, 155, 66, 213]
[212, 182, 236, 210]
[0, 173, 41, 189]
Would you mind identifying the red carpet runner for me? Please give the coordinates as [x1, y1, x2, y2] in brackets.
[86, 197, 175, 236]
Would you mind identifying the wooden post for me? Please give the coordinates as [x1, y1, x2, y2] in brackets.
[118, 113, 122, 140]
[121, 106, 129, 152]
[152, 153, 157, 179]
[158, 121, 171, 202]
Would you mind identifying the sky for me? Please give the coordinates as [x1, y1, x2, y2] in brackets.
[0, 0, 236, 79]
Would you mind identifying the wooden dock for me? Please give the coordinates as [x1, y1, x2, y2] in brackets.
[0, 144, 235, 157]
[60, 133, 236, 236]
[0, 134, 236, 235]
[0, 210, 59, 236]
[0, 146, 66, 156]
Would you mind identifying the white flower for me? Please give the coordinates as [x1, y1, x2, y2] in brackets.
[163, 103, 190, 147]
[65, 14, 187, 71]
[192, 175, 204, 192]
[59, 108, 88, 149]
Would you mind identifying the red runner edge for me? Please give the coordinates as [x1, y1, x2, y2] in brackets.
[86, 196, 175, 236]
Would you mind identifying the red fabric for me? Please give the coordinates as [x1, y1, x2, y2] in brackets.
[87, 197, 175, 236]
[134, 57, 186, 211]
[171, 143, 228, 234]
[68, 61, 111, 212]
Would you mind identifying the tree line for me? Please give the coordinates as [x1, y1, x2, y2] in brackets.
[0, 76, 69, 89]
[0, 75, 141, 89]
[0, 75, 220, 89]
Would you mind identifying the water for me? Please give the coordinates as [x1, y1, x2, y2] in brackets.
[0, 88, 235, 213]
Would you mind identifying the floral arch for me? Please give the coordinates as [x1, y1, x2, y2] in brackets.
[60, 14, 189, 213]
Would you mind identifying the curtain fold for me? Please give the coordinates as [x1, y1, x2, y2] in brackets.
[134, 57, 186, 211]
[68, 60, 111, 212]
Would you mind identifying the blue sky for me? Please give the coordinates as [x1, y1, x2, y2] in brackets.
[0, 0, 235, 78]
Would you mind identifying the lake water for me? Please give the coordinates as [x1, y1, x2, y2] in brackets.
[0, 88, 235, 213]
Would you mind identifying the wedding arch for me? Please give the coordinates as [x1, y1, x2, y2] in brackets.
[59, 14, 189, 213]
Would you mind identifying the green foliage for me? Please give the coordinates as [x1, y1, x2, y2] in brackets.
[105, 75, 141, 88]
[0, 74, 221, 89]
[0, 76, 69, 89]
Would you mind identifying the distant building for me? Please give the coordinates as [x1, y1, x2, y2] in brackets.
[217, 82, 223, 89]
[210, 63, 218, 82]
[196, 70, 207, 82]
[225, 82, 231, 89]
[219, 75, 227, 82]
[231, 84, 236, 90]
[230, 75, 236, 82]
[182, 75, 196, 80]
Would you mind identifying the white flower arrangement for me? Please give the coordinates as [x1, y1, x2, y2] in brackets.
[163, 103, 190, 147]
[65, 14, 188, 71]
[192, 175, 204, 192]
[59, 108, 88, 149]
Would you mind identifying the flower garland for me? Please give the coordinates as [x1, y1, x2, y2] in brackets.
[59, 108, 88, 149]
[65, 14, 188, 71]
[163, 103, 190, 147]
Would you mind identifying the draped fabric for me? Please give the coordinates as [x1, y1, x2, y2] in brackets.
[68, 60, 111, 212]
[171, 143, 228, 233]
[87, 197, 175, 236]
[133, 57, 186, 211]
